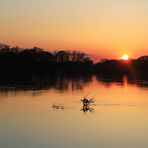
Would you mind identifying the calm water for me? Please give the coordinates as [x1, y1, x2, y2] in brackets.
[0, 75, 148, 148]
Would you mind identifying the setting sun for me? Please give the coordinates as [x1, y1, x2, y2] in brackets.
[121, 54, 129, 60]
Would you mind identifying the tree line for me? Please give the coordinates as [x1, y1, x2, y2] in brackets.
[0, 44, 92, 73]
[94, 56, 148, 75]
[0, 44, 148, 76]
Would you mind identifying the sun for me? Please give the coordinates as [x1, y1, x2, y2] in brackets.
[121, 54, 129, 60]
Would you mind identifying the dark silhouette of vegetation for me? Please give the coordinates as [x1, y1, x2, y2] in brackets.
[0, 44, 93, 75]
[94, 57, 148, 75]
[0, 43, 148, 89]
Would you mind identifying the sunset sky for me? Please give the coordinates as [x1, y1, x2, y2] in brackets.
[0, 0, 148, 60]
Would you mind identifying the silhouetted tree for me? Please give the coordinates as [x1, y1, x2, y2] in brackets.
[55, 50, 70, 62]
[0, 44, 93, 74]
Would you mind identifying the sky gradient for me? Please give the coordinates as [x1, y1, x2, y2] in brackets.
[0, 0, 148, 60]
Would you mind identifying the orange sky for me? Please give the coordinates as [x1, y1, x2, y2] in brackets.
[0, 0, 148, 61]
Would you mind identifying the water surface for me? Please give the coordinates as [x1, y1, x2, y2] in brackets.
[0, 75, 148, 148]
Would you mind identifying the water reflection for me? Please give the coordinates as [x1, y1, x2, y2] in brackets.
[0, 74, 148, 93]
[0, 74, 92, 92]
[1, 74, 148, 148]
[55, 75, 92, 91]
[96, 74, 148, 89]
[80, 97, 95, 114]
[80, 105, 94, 113]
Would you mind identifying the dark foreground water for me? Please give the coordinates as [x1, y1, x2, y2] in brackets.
[0, 75, 148, 148]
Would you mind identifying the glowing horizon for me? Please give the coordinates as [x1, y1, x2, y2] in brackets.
[0, 0, 148, 61]
[121, 54, 129, 60]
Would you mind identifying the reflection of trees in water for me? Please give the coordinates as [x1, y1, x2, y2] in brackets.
[96, 75, 126, 88]
[96, 74, 148, 88]
[55, 75, 92, 91]
[0, 73, 93, 92]
[1, 73, 148, 92]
